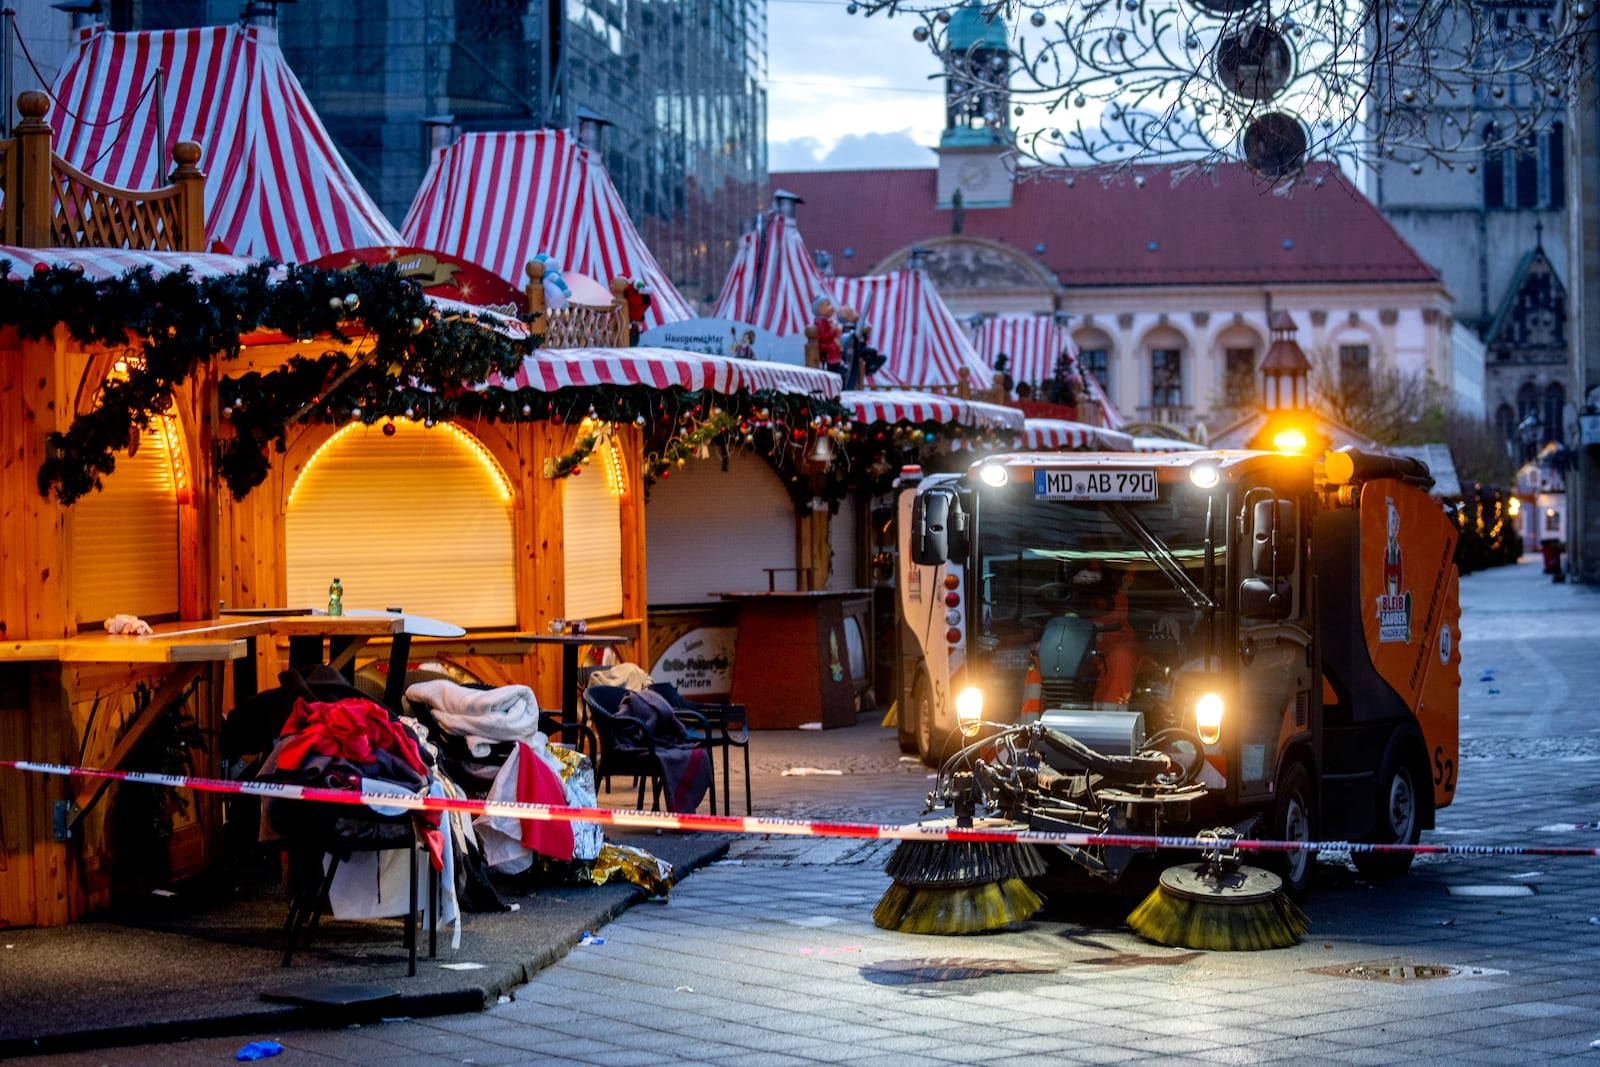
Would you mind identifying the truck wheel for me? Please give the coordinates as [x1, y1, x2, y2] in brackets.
[1268, 761, 1316, 900]
[912, 671, 948, 767]
[896, 691, 919, 754]
[1352, 754, 1420, 880]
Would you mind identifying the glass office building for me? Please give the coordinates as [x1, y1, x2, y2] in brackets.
[115, 0, 768, 304]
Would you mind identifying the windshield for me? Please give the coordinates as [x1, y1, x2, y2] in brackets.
[973, 484, 1219, 720]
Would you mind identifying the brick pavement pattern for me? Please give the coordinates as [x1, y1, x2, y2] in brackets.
[25, 558, 1600, 1065]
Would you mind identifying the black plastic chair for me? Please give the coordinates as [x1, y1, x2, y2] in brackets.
[648, 682, 751, 814]
[580, 685, 716, 813]
[278, 811, 438, 976]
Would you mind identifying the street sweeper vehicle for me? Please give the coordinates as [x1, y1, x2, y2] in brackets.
[880, 447, 1461, 943]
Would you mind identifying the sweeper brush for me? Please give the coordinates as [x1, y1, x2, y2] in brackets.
[1126, 856, 1309, 951]
[872, 839, 1047, 935]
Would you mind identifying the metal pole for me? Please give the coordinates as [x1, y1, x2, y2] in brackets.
[2, 7, 14, 140]
[155, 67, 167, 182]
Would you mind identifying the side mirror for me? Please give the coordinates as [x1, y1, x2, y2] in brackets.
[1240, 577, 1293, 620]
[1250, 498, 1298, 575]
[910, 487, 965, 566]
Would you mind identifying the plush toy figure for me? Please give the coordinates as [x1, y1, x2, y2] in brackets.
[811, 293, 842, 372]
[622, 280, 652, 346]
[530, 253, 571, 310]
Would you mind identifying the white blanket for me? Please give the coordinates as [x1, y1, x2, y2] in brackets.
[404, 679, 543, 756]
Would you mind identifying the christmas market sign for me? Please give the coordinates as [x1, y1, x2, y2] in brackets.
[309, 247, 526, 316]
[642, 318, 806, 366]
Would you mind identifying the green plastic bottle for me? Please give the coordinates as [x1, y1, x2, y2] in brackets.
[327, 578, 344, 617]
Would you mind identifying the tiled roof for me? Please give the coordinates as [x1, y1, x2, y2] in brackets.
[770, 162, 1440, 289]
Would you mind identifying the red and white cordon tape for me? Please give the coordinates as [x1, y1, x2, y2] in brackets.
[6, 760, 1599, 860]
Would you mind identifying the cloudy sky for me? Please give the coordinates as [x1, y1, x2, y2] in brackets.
[766, 0, 947, 173]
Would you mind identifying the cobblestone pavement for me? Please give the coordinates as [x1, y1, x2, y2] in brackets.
[28, 558, 1600, 1065]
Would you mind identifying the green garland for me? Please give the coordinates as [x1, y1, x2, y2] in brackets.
[1, 261, 851, 504]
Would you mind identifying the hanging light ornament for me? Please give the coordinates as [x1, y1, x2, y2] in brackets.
[850, 0, 1597, 178]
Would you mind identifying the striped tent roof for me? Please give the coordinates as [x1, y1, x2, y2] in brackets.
[833, 271, 992, 390]
[1080, 372, 1127, 429]
[974, 315, 1072, 388]
[49, 24, 401, 263]
[0, 244, 262, 281]
[401, 130, 692, 331]
[492, 347, 839, 398]
[974, 315, 1127, 429]
[1020, 418, 1134, 452]
[710, 213, 830, 336]
[842, 389, 1023, 431]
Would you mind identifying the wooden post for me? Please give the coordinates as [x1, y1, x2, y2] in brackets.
[607, 277, 631, 347]
[525, 260, 548, 341]
[957, 366, 973, 400]
[168, 141, 206, 253]
[804, 324, 820, 369]
[15, 90, 53, 248]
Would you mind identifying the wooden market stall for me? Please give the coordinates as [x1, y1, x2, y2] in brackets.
[0, 91, 236, 927]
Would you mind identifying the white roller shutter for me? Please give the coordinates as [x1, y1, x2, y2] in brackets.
[645, 453, 796, 603]
[562, 447, 623, 619]
[828, 494, 860, 590]
[71, 424, 181, 625]
[286, 422, 516, 628]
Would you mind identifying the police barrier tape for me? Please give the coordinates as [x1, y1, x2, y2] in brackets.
[6, 760, 1599, 859]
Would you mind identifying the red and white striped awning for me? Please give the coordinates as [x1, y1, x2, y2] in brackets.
[401, 130, 692, 331]
[710, 213, 829, 336]
[974, 315, 1071, 387]
[1019, 418, 1135, 452]
[491, 347, 839, 398]
[842, 389, 1023, 431]
[49, 24, 401, 263]
[0, 244, 263, 281]
[833, 271, 993, 391]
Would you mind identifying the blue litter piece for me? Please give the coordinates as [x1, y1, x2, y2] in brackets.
[1487, 688, 1501, 695]
[236, 1041, 284, 1061]
[1478, 674, 1496, 682]
[579, 931, 606, 945]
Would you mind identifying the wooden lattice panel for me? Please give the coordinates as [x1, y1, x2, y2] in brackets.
[544, 303, 628, 349]
[49, 157, 191, 252]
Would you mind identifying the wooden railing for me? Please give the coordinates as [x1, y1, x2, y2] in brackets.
[0, 91, 205, 252]
[523, 259, 630, 349]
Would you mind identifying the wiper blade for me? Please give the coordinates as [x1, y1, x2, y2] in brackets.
[1105, 502, 1214, 612]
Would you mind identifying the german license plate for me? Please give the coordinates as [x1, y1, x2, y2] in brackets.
[1034, 468, 1157, 501]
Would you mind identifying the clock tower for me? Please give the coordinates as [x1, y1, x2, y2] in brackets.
[936, 2, 1013, 210]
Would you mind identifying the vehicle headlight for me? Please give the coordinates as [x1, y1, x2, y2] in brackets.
[955, 687, 984, 735]
[1194, 692, 1224, 745]
[978, 463, 1008, 487]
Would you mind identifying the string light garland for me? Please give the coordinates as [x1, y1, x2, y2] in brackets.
[850, 0, 1597, 179]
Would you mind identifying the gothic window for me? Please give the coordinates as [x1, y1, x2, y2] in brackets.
[1151, 348, 1183, 408]
[1495, 403, 1517, 449]
[1483, 123, 1505, 207]
[1543, 382, 1566, 446]
[1079, 348, 1109, 392]
[1516, 136, 1539, 208]
[1224, 347, 1257, 406]
[1517, 382, 1541, 462]
[1550, 123, 1566, 206]
[1339, 344, 1371, 400]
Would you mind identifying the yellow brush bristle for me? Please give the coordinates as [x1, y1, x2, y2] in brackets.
[872, 878, 1043, 935]
[1127, 884, 1309, 951]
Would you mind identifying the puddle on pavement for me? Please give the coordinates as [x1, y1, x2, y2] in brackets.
[861, 957, 1057, 985]
[1445, 884, 1538, 898]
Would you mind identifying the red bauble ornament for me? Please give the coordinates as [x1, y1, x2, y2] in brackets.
[33, 262, 48, 275]
[382, 422, 396, 436]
